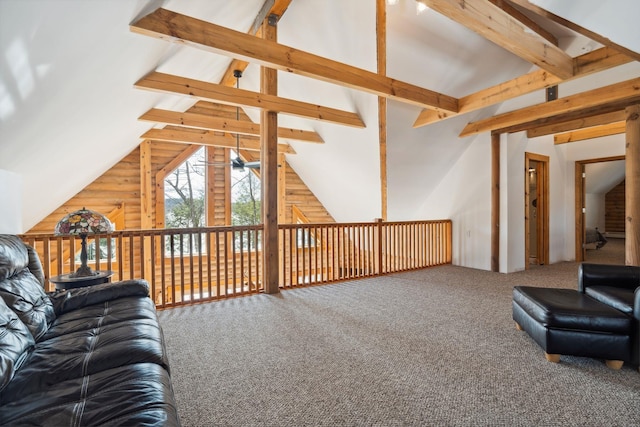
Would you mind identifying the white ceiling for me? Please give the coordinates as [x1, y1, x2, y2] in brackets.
[0, 0, 637, 231]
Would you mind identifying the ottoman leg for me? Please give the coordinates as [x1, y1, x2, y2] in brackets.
[605, 360, 624, 370]
[545, 353, 560, 363]
[515, 322, 523, 331]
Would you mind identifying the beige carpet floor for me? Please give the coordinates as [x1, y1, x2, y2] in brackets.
[158, 258, 639, 426]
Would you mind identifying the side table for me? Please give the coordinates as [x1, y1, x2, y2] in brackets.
[49, 270, 114, 291]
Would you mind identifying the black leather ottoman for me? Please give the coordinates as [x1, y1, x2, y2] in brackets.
[512, 286, 632, 369]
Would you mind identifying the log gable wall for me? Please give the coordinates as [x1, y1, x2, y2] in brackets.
[27, 142, 333, 234]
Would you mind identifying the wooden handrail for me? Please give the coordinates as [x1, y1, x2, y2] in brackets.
[21, 220, 452, 309]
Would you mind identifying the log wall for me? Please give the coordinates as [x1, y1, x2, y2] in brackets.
[605, 179, 625, 233]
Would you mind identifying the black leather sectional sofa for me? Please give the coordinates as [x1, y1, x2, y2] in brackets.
[0, 235, 181, 426]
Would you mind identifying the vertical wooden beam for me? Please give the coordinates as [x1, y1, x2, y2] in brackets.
[140, 140, 153, 229]
[261, 14, 280, 294]
[377, 0, 388, 220]
[205, 146, 216, 226]
[277, 152, 286, 224]
[491, 132, 500, 272]
[625, 104, 640, 266]
[223, 149, 232, 225]
[575, 162, 585, 262]
[139, 140, 153, 280]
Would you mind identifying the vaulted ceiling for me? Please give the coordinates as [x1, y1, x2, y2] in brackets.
[1, 0, 638, 230]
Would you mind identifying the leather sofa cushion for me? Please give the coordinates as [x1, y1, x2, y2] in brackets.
[0, 268, 56, 341]
[1, 296, 170, 401]
[0, 363, 180, 427]
[0, 297, 34, 393]
[0, 234, 55, 341]
[43, 293, 159, 340]
[48, 278, 149, 315]
[0, 235, 30, 282]
[25, 244, 45, 287]
[585, 286, 635, 315]
[513, 287, 631, 334]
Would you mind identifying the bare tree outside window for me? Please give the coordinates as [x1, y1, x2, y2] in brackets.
[231, 169, 261, 226]
[163, 148, 262, 254]
[165, 148, 206, 254]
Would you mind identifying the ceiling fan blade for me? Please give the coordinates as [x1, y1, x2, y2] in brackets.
[244, 161, 261, 169]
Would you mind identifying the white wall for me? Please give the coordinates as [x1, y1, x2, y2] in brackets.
[416, 129, 626, 273]
[585, 193, 605, 230]
[417, 133, 492, 270]
[0, 169, 23, 233]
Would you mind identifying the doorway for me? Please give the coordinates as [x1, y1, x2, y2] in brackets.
[574, 155, 625, 263]
[525, 153, 549, 267]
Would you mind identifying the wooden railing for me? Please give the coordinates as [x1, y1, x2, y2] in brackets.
[20, 219, 451, 309]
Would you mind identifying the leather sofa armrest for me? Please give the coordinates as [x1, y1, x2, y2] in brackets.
[48, 279, 150, 315]
[578, 263, 640, 293]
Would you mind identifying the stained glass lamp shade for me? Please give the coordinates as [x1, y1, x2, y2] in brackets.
[54, 207, 114, 277]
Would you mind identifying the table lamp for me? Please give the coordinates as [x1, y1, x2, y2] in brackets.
[54, 207, 114, 277]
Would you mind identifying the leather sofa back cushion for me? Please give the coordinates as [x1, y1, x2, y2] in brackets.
[0, 296, 35, 392]
[0, 235, 55, 341]
[0, 235, 30, 282]
[0, 269, 56, 341]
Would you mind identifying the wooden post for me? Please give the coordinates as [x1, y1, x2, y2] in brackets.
[575, 163, 585, 262]
[377, 0, 388, 220]
[277, 152, 286, 224]
[491, 132, 500, 272]
[625, 104, 640, 266]
[261, 14, 280, 293]
[139, 140, 153, 280]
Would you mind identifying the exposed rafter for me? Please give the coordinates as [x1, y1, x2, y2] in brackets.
[527, 110, 626, 138]
[219, 0, 293, 87]
[488, 0, 558, 46]
[413, 47, 632, 128]
[139, 108, 323, 143]
[460, 77, 640, 137]
[141, 128, 296, 153]
[554, 122, 626, 144]
[506, 0, 640, 62]
[495, 100, 636, 135]
[416, 0, 574, 79]
[130, 8, 459, 113]
[135, 71, 365, 128]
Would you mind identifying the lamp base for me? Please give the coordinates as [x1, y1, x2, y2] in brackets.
[70, 265, 97, 278]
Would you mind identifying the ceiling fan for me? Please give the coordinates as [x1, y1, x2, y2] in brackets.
[197, 70, 260, 172]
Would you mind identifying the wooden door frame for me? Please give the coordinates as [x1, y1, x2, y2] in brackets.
[574, 155, 625, 262]
[525, 153, 549, 268]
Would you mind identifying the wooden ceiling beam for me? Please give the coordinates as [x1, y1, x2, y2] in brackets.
[135, 71, 365, 128]
[495, 101, 635, 135]
[527, 110, 626, 138]
[417, 0, 573, 79]
[139, 108, 323, 143]
[554, 122, 626, 145]
[141, 128, 296, 153]
[414, 47, 632, 128]
[488, 0, 558, 46]
[506, 0, 640, 62]
[130, 8, 459, 113]
[220, 0, 293, 87]
[460, 77, 640, 137]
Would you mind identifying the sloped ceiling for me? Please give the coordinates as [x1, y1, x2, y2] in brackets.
[0, 0, 638, 231]
[586, 160, 625, 194]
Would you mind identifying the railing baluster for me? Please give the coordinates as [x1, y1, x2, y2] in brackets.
[20, 220, 452, 308]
